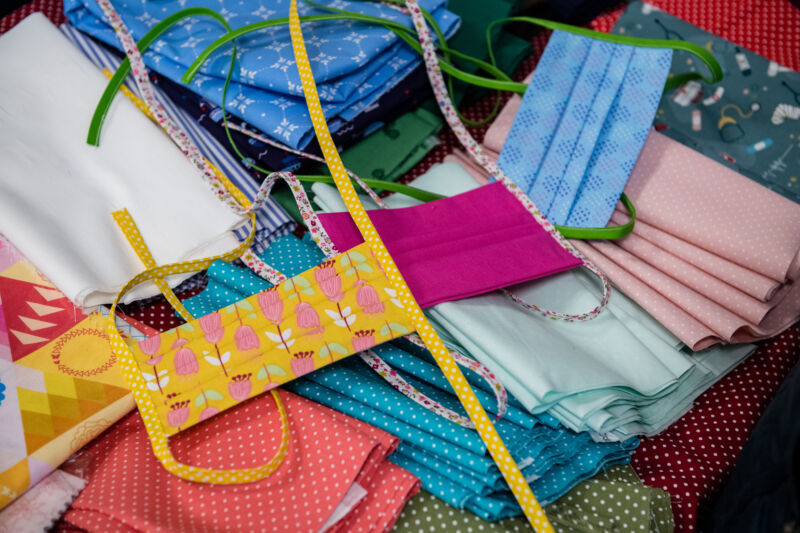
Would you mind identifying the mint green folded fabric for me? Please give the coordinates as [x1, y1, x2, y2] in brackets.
[311, 162, 756, 441]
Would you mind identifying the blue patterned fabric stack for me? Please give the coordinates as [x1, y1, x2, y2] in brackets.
[64, 0, 459, 149]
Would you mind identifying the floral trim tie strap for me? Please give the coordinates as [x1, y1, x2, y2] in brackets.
[96, 0, 291, 285]
[95, 0, 507, 432]
[403, 0, 610, 324]
[286, 1, 552, 530]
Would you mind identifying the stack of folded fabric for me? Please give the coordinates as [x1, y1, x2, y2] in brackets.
[178, 231, 639, 521]
[450, 22, 800, 353]
[3, 0, 800, 531]
[64, 0, 460, 151]
[58, 391, 419, 532]
[312, 163, 757, 439]
[0, 15, 292, 308]
[0, 234, 144, 517]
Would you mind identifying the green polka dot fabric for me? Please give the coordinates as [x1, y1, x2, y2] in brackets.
[394, 465, 674, 532]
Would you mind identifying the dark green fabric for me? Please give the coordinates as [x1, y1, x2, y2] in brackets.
[333, 107, 442, 183]
[273, 108, 443, 223]
[446, 0, 532, 105]
[394, 465, 674, 532]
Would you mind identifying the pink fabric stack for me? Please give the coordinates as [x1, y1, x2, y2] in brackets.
[450, 90, 800, 350]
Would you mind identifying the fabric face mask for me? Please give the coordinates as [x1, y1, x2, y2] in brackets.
[498, 30, 672, 228]
[316, 182, 583, 308]
[127, 241, 412, 436]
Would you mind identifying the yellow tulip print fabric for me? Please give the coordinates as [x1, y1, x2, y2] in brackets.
[126, 242, 412, 436]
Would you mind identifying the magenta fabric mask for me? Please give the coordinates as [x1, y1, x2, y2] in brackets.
[316, 182, 583, 308]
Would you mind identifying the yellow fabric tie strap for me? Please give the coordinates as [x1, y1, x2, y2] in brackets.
[112, 209, 194, 322]
[106, 213, 291, 483]
[287, 2, 552, 530]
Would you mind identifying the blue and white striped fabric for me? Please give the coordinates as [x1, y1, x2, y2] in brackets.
[60, 24, 294, 254]
[64, 0, 459, 150]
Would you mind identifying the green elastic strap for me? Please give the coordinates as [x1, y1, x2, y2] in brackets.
[88, 7, 232, 146]
[554, 193, 636, 240]
[486, 16, 722, 90]
[88, 6, 650, 239]
[88, 8, 441, 205]
[91, 7, 722, 143]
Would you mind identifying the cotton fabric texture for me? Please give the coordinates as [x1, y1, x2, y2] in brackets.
[480, 71, 800, 350]
[178, 219, 637, 521]
[0, 469, 85, 533]
[590, 0, 800, 74]
[629, 324, 800, 532]
[394, 465, 674, 533]
[314, 162, 757, 441]
[57, 391, 419, 533]
[0, 15, 246, 307]
[0, 234, 143, 511]
[612, 2, 800, 203]
[316, 181, 582, 308]
[497, 30, 671, 228]
[65, 0, 459, 149]
[60, 22, 294, 256]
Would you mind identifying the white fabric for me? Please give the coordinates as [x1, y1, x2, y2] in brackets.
[318, 482, 367, 532]
[0, 14, 245, 306]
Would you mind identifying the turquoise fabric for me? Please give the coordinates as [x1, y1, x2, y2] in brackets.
[181, 227, 638, 520]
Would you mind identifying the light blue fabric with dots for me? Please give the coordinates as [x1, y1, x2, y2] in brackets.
[497, 30, 672, 227]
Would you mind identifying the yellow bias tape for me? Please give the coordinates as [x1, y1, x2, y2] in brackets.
[286, 1, 553, 530]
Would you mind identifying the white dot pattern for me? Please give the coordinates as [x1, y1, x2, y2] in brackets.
[59, 391, 419, 532]
[285, 1, 552, 529]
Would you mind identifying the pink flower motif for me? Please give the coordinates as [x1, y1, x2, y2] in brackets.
[198, 406, 219, 422]
[146, 355, 164, 366]
[290, 351, 315, 377]
[314, 261, 344, 302]
[167, 400, 190, 429]
[171, 337, 189, 349]
[257, 288, 284, 324]
[234, 325, 260, 351]
[352, 329, 376, 352]
[295, 302, 324, 335]
[139, 335, 161, 356]
[198, 311, 222, 332]
[174, 347, 199, 376]
[356, 283, 385, 314]
[198, 312, 225, 343]
[228, 374, 253, 401]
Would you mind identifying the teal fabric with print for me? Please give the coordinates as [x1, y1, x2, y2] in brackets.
[613, 2, 800, 202]
[181, 230, 638, 520]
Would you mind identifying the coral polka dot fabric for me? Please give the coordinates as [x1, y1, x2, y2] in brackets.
[590, 0, 800, 72]
[56, 391, 419, 533]
[631, 324, 800, 532]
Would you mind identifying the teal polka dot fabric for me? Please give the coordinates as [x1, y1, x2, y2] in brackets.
[181, 232, 639, 520]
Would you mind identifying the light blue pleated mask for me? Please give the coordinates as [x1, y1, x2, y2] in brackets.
[498, 30, 672, 228]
